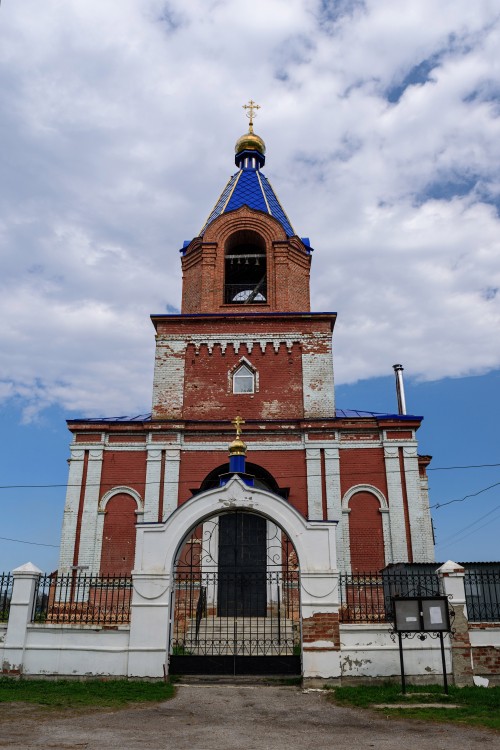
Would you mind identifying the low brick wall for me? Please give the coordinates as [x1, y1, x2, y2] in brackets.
[469, 623, 500, 685]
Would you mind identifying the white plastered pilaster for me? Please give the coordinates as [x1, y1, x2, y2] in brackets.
[152, 339, 187, 418]
[403, 448, 435, 561]
[76, 449, 103, 573]
[163, 448, 181, 519]
[324, 447, 342, 567]
[384, 445, 409, 562]
[144, 447, 163, 522]
[58, 448, 86, 574]
[306, 448, 322, 519]
[301, 334, 335, 418]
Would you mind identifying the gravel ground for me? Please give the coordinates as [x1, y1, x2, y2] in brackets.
[0, 684, 499, 750]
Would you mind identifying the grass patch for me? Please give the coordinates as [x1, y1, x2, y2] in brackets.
[326, 682, 500, 731]
[0, 677, 174, 709]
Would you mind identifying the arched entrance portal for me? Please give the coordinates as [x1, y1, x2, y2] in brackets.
[170, 510, 300, 675]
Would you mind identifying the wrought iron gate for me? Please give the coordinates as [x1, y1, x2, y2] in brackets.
[169, 511, 301, 675]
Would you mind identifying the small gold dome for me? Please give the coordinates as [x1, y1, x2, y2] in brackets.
[228, 437, 247, 456]
[235, 130, 266, 155]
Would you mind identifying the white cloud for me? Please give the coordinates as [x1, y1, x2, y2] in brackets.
[0, 0, 499, 418]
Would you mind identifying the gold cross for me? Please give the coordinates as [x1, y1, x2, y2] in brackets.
[231, 415, 245, 438]
[242, 99, 261, 131]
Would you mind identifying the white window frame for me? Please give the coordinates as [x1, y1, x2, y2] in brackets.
[232, 363, 255, 394]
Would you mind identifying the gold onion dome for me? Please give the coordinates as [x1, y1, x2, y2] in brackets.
[235, 128, 266, 156]
[228, 436, 247, 456]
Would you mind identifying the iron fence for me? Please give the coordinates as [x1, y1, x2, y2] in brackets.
[339, 571, 441, 623]
[32, 573, 132, 625]
[0, 573, 13, 622]
[465, 570, 500, 622]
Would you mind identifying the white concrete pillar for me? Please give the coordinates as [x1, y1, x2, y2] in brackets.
[437, 561, 472, 686]
[128, 572, 171, 678]
[3, 563, 42, 674]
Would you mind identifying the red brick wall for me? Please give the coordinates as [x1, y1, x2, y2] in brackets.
[472, 646, 500, 676]
[182, 344, 304, 421]
[181, 207, 311, 313]
[100, 493, 137, 575]
[339, 448, 388, 498]
[302, 612, 340, 647]
[348, 491, 385, 573]
[99, 451, 147, 498]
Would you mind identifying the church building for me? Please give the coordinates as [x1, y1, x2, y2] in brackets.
[55, 103, 435, 675]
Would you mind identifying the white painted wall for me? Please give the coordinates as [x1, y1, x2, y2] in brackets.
[20, 625, 130, 677]
[469, 628, 500, 647]
[340, 624, 452, 679]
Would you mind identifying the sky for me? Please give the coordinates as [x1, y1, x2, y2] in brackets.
[0, 0, 499, 571]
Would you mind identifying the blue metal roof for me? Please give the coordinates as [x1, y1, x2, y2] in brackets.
[200, 168, 295, 237]
[70, 410, 421, 424]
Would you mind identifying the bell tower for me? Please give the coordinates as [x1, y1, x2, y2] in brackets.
[181, 102, 312, 314]
[151, 104, 336, 423]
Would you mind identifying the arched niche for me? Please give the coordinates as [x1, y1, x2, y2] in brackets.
[224, 229, 267, 304]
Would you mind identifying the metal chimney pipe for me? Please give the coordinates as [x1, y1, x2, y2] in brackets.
[393, 364, 407, 415]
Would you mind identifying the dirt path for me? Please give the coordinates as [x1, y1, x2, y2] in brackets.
[0, 684, 498, 750]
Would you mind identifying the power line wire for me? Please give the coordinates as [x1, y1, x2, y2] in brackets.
[0, 460, 498, 491]
[0, 536, 59, 548]
[437, 503, 500, 545]
[431, 481, 500, 509]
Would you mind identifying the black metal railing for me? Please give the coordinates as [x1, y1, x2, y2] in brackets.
[465, 570, 500, 622]
[339, 571, 441, 623]
[171, 568, 300, 657]
[224, 283, 267, 304]
[0, 573, 13, 622]
[32, 573, 132, 625]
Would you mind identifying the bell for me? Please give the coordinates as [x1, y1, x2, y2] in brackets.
[245, 257, 249, 264]
[255, 258, 260, 266]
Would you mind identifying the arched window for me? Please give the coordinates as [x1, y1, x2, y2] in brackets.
[348, 492, 385, 573]
[224, 230, 267, 304]
[100, 493, 137, 575]
[233, 364, 255, 393]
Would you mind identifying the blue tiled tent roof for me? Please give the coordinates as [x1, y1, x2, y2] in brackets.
[200, 169, 295, 236]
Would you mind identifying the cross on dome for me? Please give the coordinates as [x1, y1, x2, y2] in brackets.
[231, 415, 245, 438]
[242, 100, 261, 133]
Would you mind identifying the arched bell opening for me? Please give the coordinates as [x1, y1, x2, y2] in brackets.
[169, 509, 301, 675]
[224, 230, 267, 304]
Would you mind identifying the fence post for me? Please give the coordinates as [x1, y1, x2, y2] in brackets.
[128, 571, 171, 678]
[437, 560, 473, 687]
[2, 562, 42, 675]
